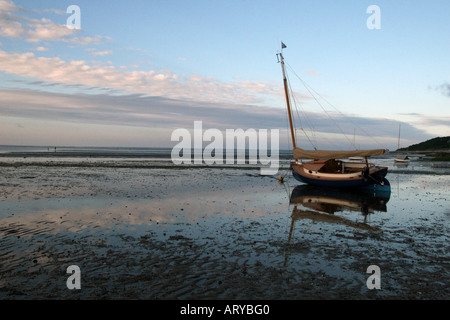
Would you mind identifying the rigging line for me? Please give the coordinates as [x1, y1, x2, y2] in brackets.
[286, 63, 385, 149]
[288, 75, 317, 147]
[294, 102, 318, 148]
[285, 69, 316, 149]
[295, 105, 317, 149]
[289, 83, 316, 149]
[295, 100, 317, 149]
[315, 130, 342, 149]
[301, 80, 383, 149]
[286, 74, 301, 130]
[285, 62, 356, 149]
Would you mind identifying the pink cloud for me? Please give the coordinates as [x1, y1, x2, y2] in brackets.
[0, 1, 106, 44]
[0, 49, 282, 104]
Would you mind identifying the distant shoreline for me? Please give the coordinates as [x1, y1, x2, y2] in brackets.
[393, 150, 450, 161]
[397, 136, 450, 155]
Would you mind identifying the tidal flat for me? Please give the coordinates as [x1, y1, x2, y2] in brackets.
[0, 160, 449, 300]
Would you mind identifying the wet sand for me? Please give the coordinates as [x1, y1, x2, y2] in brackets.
[0, 162, 449, 300]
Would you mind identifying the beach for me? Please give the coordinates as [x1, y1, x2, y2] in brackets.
[0, 150, 449, 300]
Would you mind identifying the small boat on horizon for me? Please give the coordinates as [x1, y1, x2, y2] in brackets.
[394, 155, 410, 163]
[394, 124, 410, 163]
[277, 43, 389, 188]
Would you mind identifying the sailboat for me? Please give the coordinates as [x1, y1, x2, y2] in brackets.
[394, 124, 410, 163]
[278, 43, 389, 188]
[394, 155, 410, 163]
[348, 129, 364, 163]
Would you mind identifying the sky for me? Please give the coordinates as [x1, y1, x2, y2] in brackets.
[0, 0, 448, 150]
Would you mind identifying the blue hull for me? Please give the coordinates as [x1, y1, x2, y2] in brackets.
[292, 166, 388, 188]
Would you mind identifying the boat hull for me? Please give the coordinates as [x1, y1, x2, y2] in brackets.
[291, 162, 388, 188]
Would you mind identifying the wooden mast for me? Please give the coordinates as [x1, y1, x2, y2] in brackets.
[278, 46, 298, 161]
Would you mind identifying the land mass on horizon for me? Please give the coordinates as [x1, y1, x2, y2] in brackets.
[398, 136, 450, 152]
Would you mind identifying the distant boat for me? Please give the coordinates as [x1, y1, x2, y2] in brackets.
[394, 124, 410, 163]
[394, 155, 410, 163]
[277, 43, 389, 188]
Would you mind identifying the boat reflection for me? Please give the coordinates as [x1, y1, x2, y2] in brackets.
[283, 181, 391, 266]
[394, 161, 409, 168]
[287, 180, 391, 240]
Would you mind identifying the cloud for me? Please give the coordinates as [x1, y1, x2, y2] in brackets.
[0, 49, 281, 104]
[40, 8, 66, 16]
[0, 0, 22, 12]
[397, 112, 450, 126]
[428, 82, 450, 98]
[307, 69, 320, 76]
[91, 50, 113, 56]
[406, 114, 450, 127]
[0, 87, 434, 149]
[24, 18, 76, 42]
[35, 46, 48, 51]
[397, 112, 422, 116]
[0, 87, 284, 129]
[65, 35, 105, 45]
[0, 1, 106, 44]
[0, 13, 25, 38]
[436, 82, 450, 97]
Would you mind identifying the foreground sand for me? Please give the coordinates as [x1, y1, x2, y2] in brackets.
[0, 164, 449, 299]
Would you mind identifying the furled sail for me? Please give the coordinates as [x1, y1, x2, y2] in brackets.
[293, 147, 387, 160]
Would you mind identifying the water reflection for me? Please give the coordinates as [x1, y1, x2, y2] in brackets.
[287, 180, 391, 240]
[394, 161, 409, 168]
